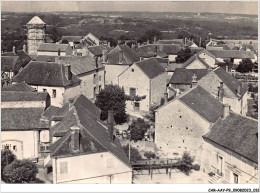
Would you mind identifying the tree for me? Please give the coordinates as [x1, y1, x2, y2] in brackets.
[144, 151, 156, 160]
[176, 151, 194, 175]
[236, 58, 254, 73]
[1, 149, 16, 176]
[140, 29, 162, 43]
[129, 118, 150, 142]
[95, 85, 127, 124]
[217, 59, 233, 71]
[144, 105, 159, 123]
[123, 144, 142, 162]
[175, 48, 193, 63]
[177, 30, 194, 40]
[3, 159, 38, 183]
[61, 39, 69, 44]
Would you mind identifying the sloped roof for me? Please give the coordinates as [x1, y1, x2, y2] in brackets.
[56, 55, 104, 76]
[1, 56, 19, 72]
[107, 44, 140, 65]
[170, 68, 208, 84]
[208, 50, 255, 59]
[203, 113, 258, 163]
[34, 55, 56, 62]
[38, 43, 70, 52]
[87, 45, 113, 56]
[27, 16, 45, 25]
[12, 61, 80, 87]
[158, 44, 182, 55]
[50, 94, 130, 167]
[213, 67, 248, 97]
[135, 58, 166, 79]
[179, 86, 224, 123]
[196, 49, 216, 59]
[166, 63, 185, 72]
[1, 91, 49, 102]
[190, 47, 205, 54]
[42, 106, 61, 120]
[136, 45, 157, 58]
[182, 55, 210, 68]
[61, 36, 83, 42]
[1, 82, 35, 92]
[158, 39, 184, 46]
[1, 108, 48, 131]
[2, 50, 31, 69]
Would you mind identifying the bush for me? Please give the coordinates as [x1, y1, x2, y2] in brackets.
[129, 118, 150, 142]
[176, 151, 194, 175]
[1, 149, 16, 176]
[192, 164, 200, 171]
[144, 151, 156, 160]
[123, 145, 142, 162]
[3, 159, 38, 183]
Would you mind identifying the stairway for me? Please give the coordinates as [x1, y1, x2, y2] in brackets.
[208, 174, 222, 184]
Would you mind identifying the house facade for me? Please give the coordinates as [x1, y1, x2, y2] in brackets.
[104, 44, 140, 85]
[12, 61, 81, 107]
[202, 113, 258, 184]
[49, 95, 132, 184]
[118, 58, 167, 112]
[155, 86, 225, 161]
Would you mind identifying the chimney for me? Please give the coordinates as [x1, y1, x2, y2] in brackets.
[58, 48, 61, 56]
[164, 92, 168, 104]
[226, 65, 229, 72]
[23, 44, 26, 52]
[137, 43, 140, 48]
[119, 50, 123, 64]
[107, 110, 114, 142]
[218, 82, 224, 102]
[222, 104, 230, 119]
[102, 48, 108, 63]
[191, 74, 197, 87]
[154, 36, 157, 44]
[147, 40, 149, 45]
[13, 46, 16, 54]
[131, 43, 135, 50]
[108, 42, 111, 47]
[64, 62, 72, 81]
[68, 98, 74, 109]
[70, 126, 80, 152]
[185, 38, 187, 46]
[199, 37, 201, 47]
[237, 84, 241, 96]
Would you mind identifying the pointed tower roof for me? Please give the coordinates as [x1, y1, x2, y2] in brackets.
[27, 16, 45, 25]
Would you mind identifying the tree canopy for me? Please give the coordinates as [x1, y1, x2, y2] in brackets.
[236, 58, 254, 73]
[129, 118, 150, 142]
[1, 149, 16, 176]
[217, 59, 233, 71]
[95, 85, 127, 124]
[175, 48, 193, 63]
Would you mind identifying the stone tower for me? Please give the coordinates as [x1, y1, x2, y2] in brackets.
[26, 16, 46, 55]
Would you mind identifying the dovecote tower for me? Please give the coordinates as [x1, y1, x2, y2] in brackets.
[26, 16, 46, 55]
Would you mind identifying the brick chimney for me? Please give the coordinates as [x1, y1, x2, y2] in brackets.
[13, 46, 16, 54]
[23, 44, 26, 53]
[58, 48, 61, 56]
[119, 50, 123, 64]
[218, 82, 224, 102]
[222, 104, 230, 119]
[107, 110, 114, 142]
[102, 48, 108, 63]
[226, 65, 229, 72]
[64, 62, 72, 81]
[108, 42, 111, 47]
[236, 84, 241, 96]
[191, 74, 197, 87]
[164, 92, 168, 104]
[70, 126, 80, 153]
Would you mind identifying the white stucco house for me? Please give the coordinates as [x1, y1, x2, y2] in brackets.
[12, 61, 81, 107]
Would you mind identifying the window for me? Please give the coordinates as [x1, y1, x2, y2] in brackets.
[99, 75, 101, 81]
[43, 89, 47, 93]
[129, 88, 136, 97]
[93, 74, 97, 84]
[13, 145, 16, 151]
[52, 89, 56, 98]
[233, 173, 238, 184]
[60, 161, 68, 174]
[93, 87, 96, 97]
[131, 68, 134, 72]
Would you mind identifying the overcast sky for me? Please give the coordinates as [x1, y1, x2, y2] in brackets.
[1, 1, 258, 15]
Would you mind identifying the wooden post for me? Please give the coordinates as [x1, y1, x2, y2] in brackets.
[151, 166, 153, 180]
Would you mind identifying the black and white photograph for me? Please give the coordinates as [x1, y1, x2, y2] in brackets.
[1, 1, 258, 192]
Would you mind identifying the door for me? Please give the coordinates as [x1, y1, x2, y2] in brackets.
[233, 173, 238, 184]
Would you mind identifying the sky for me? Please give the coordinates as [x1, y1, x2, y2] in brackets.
[1, 1, 258, 15]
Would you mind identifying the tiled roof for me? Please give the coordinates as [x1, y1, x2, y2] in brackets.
[1, 83, 35, 92]
[158, 39, 184, 46]
[61, 36, 83, 43]
[135, 58, 166, 79]
[208, 44, 231, 50]
[50, 94, 130, 167]
[203, 113, 258, 163]
[190, 47, 205, 54]
[213, 67, 248, 97]
[107, 44, 140, 65]
[196, 49, 216, 59]
[169, 68, 208, 84]
[38, 43, 70, 52]
[166, 63, 185, 72]
[12, 61, 81, 87]
[27, 16, 45, 25]
[179, 86, 224, 123]
[158, 44, 182, 55]
[208, 50, 255, 59]
[182, 55, 210, 68]
[136, 45, 157, 58]
[34, 55, 56, 62]
[87, 45, 113, 56]
[56, 55, 104, 76]
[1, 108, 49, 131]
[41, 106, 61, 120]
[1, 56, 19, 72]
[1, 91, 49, 102]
[154, 58, 169, 65]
